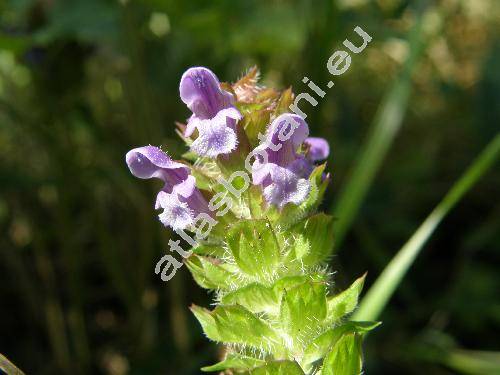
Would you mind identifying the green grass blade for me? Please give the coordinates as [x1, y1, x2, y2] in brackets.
[353, 133, 500, 321]
[332, 6, 426, 248]
[436, 350, 500, 374]
[0, 353, 25, 375]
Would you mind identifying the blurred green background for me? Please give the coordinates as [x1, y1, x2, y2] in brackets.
[0, 0, 499, 374]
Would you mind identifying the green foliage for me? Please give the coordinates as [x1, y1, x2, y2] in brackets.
[326, 274, 365, 324]
[221, 282, 279, 315]
[280, 282, 327, 340]
[190, 305, 281, 351]
[250, 360, 305, 374]
[268, 164, 329, 229]
[321, 332, 362, 375]
[226, 219, 280, 280]
[191, 243, 227, 258]
[289, 213, 335, 266]
[185, 255, 236, 290]
[201, 354, 265, 372]
[302, 321, 380, 367]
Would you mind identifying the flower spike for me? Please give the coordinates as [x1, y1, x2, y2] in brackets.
[126, 67, 377, 375]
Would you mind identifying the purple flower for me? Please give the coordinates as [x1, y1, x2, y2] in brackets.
[304, 137, 330, 162]
[251, 114, 330, 208]
[180, 67, 242, 157]
[126, 145, 211, 230]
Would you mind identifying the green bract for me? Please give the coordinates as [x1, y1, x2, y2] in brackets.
[189, 211, 379, 374]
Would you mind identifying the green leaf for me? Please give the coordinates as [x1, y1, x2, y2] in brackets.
[250, 360, 305, 375]
[191, 305, 281, 350]
[302, 321, 380, 367]
[354, 133, 500, 321]
[227, 219, 280, 278]
[202, 354, 265, 372]
[326, 274, 366, 324]
[290, 213, 335, 266]
[221, 282, 279, 314]
[280, 281, 327, 339]
[185, 255, 236, 290]
[321, 333, 362, 375]
[190, 305, 219, 340]
[348, 320, 381, 333]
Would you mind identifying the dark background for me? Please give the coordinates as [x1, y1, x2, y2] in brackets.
[0, 0, 499, 374]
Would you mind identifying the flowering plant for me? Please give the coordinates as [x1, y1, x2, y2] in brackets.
[126, 67, 379, 374]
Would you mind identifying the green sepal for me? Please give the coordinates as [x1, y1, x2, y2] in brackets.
[191, 243, 227, 258]
[302, 321, 381, 367]
[271, 164, 329, 229]
[273, 88, 295, 117]
[249, 360, 305, 375]
[289, 213, 335, 266]
[299, 163, 329, 215]
[221, 282, 279, 315]
[242, 108, 272, 144]
[190, 305, 219, 340]
[181, 150, 198, 162]
[321, 332, 362, 375]
[185, 255, 236, 290]
[325, 274, 366, 324]
[190, 163, 217, 191]
[227, 219, 280, 279]
[221, 274, 329, 316]
[272, 273, 328, 292]
[201, 354, 265, 372]
[247, 185, 265, 219]
[280, 281, 327, 340]
[190, 304, 281, 350]
[221, 121, 252, 172]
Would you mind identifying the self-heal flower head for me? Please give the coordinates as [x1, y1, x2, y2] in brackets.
[252, 114, 330, 208]
[126, 145, 211, 230]
[180, 67, 242, 157]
